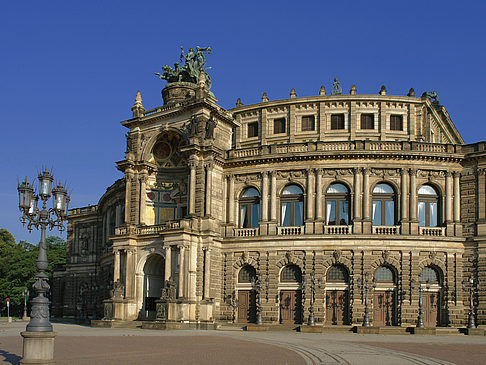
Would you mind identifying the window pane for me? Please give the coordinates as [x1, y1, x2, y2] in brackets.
[294, 201, 303, 226]
[281, 265, 302, 282]
[239, 266, 256, 283]
[240, 205, 249, 228]
[251, 203, 260, 227]
[327, 201, 336, 225]
[281, 202, 291, 226]
[327, 183, 349, 194]
[248, 122, 258, 138]
[327, 265, 349, 282]
[429, 202, 437, 227]
[390, 115, 403, 131]
[282, 185, 303, 195]
[331, 114, 345, 130]
[242, 187, 260, 198]
[418, 202, 425, 227]
[375, 266, 394, 282]
[340, 201, 349, 225]
[372, 201, 381, 225]
[420, 267, 439, 283]
[385, 201, 394, 226]
[302, 115, 315, 131]
[418, 185, 437, 196]
[373, 183, 394, 194]
[361, 114, 374, 129]
[274, 118, 286, 134]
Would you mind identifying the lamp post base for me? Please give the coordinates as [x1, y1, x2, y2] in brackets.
[20, 331, 56, 365]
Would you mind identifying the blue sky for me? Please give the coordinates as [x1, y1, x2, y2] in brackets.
[1, 1, 485, 243]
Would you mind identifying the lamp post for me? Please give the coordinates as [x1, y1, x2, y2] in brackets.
[411, 279, 430, 328]
[357, 273, 374, 327]
[252, 274, 268, 325]
[307, 271, 321, 326]
[22, 288, 28, 320]
[462, 276, 479, 329]
[17, 169, 69, 364]
[228, 291, 238, 323]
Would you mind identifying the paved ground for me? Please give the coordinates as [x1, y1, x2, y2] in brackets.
[1, 320, 486, 365]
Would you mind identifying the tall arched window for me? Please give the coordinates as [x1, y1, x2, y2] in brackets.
[280, 265, 302, 282]
[239, 187, 260, 228]
[281, 185, 304, 226]
[372, 183, 396, 226]
[418, 185, 439, 227]
[238, 265, 257, 283]
[326, 183, 350, 225]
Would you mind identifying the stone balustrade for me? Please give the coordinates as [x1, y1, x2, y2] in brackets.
[325, 225, 352, 235]
[234, 227, 259, 237]
[277, 226, 303, 235]
[372, 225, 401, 235]
[419, 227, 445, 236]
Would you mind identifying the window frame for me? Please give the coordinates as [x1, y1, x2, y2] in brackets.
[247, 122, 259, 138]
[280, 185, 304, 227]
[280, 265, 302, 283]
[238, 265, 257, 283]
[418, 185, 440, 227]
[330, 113, 345, 130]
[239, 187, 261, 228]
[301, 115, 316, 132]
[372, 183, 396, 226]
[390, 114, 403, 131]
[325, 183, 350, 226]
[273, 117, 286, 134]
[360, 113, 375, 130]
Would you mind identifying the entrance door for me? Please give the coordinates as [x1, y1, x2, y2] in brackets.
[325, 290, 349, 325]
[143, 255, 165, 320]
[373, 290, 396, 326]
[237, 290, 256, 323]
[423, 292, 440, 327]
[280, 290, 302, 324]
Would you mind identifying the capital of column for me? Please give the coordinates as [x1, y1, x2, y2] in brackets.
[353, 167, 361, 175]
[453, 171, 461, 178]
[445, 170, 453, 178]
[401, 168, 408, 176]
[409, 168, 417, 177]
[363, 167, 371, 176]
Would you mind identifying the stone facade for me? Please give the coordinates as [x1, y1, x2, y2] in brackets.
[52, 78, 486, 328]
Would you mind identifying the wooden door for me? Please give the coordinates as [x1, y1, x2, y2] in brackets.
[325, 290, 349, 325]
[373, 290, 396, 326]
[237, 290, 256, 323]
[280, 290, 302, 324]
[423, 292, 440, 327]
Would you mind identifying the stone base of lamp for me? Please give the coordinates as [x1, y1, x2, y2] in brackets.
[20, 331, 56, 365]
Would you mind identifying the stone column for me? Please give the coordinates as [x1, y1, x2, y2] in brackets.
[178, 245, 185, 298]
[164, 246, 171, 281]
[401, 168, 409, 234]
[228, 174, 235, 224]
[409, 169, 418, 235]
[188, 242, 197, 300]
[270, 171, 277, 222]
[262, 171, 269, 221]
[124, 171, 133, 223]
[353, 167, 362, 220]
[188, 158, 197, 215]
[204, 247, 211, 299]
[125, 249, 135, 299]
[445, 171, 453, 223]
[115, 204, 122, 227]
[205, 161, 213, 217]
[113, 249, 120, 282]
[453, 172, 461, 223]
[315, 169, 323, 220]
[478, 169, 486, 235]
[306, 169, 314, 220]
[139, 174, 147, 225]
[362, 168, 371, 233]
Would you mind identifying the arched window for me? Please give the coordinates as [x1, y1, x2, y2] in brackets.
[372, 183, 396, 226]
[420, 266, 440, 284]
[327, 265, 349, 282]
[326, 183, 350, 225]
[239, 187, 260, 228]
[418, 185, 439, 227]
[281, 185, 304, 226]
[280, 265, 302, 282]
[374, 266, 395, 283]
[238, 265, 257, 283]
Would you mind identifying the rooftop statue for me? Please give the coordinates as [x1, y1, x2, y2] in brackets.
[422, 90, 439, 102]
[155, 46, 212, 89]
[331, 77, 342, 95]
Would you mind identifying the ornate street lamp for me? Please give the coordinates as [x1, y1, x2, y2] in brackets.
[357, 273, 374, 327]
[17, 170, 70, 332]
[227, 291, 239, 323]
[22, 288, 29, 320]
[411, 279, 430, 328]
[307, 271, 321, 326]
[462, 276, 479, 329]
[252, 274, 268, 325]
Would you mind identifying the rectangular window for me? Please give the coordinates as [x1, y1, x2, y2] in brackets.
[301, 115, 315, 131]
[385, 201, 394, 226]
[418, 201, 426, 227]
[429, 202, 438, 227]
[294, 201, 303, 225]
[372, 201, 381, 225]
[274, 118, 286, 134]
[331, 114, 345, 130]
[326, 201, 336, 225]
[252, 203, 260, 227]
[339, 201, 349, 225]
[390, 115, 403, 131]
[360, 114, 374, 129]
[248, 122, 259, 138]
[281, 202, 292, 226]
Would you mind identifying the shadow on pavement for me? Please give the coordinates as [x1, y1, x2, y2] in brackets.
[0, 349, 21, 365]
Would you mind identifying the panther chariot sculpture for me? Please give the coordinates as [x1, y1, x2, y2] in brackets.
[156, 46, 212, 89]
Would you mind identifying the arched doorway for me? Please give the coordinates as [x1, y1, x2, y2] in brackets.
[420, 266, 442, 327]
[142, 254, 165, 320]
[325, 265, 350, 325]
[373, 266, 397, 326]
[279, 265, 303, 324]
[236, 265, 257, 323]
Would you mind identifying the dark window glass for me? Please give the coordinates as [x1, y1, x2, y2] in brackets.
[327, 265, 349, 282]
[239, 187, 260, 228]
[375, 266, 395, 283]
[274, 118, 286, 134]
[360, 114, 374, 129]
[420, 267, 439, 284]
[302, 115, 315, 131]
[248, 122, 259, 138]
[331, 114, 345, 130]
[238, 265, 256, 283]
[281, 265, 302, 282]
[390, 115, 403, 131]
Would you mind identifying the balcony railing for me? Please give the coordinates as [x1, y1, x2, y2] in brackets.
[372, 225, 400, 235]
[277, 226, 303, 235]
[419, 226, 445, 236]
[325, 225, 352, 235]
[115, 220, 182, 236]
[234, 227, 259, 237]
